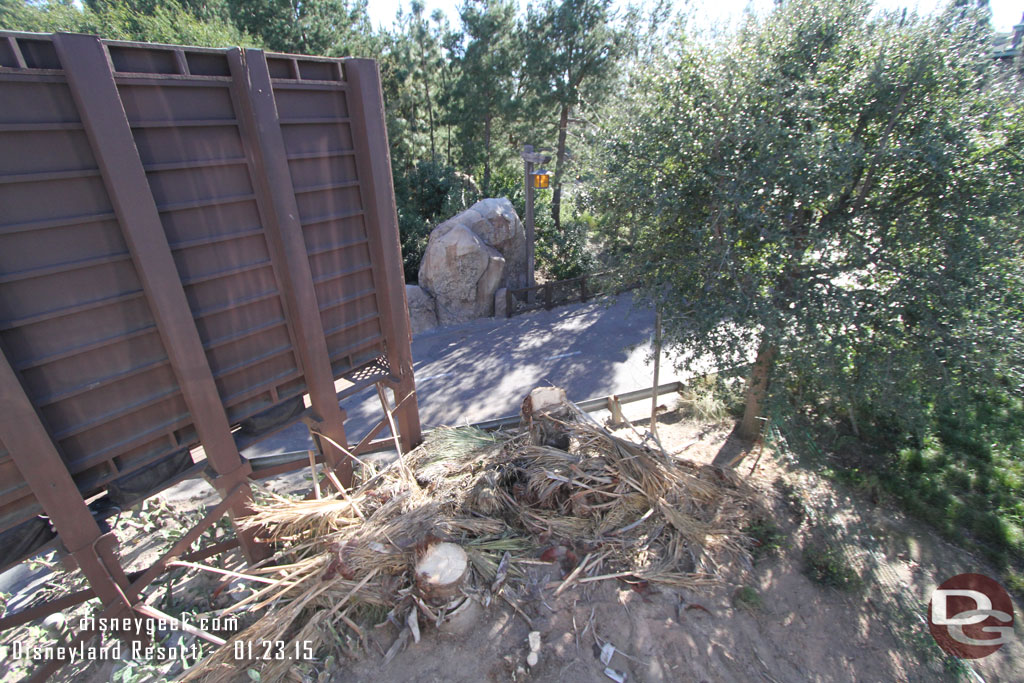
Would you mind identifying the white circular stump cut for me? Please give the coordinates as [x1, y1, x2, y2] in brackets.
[415, 541, 469, 604]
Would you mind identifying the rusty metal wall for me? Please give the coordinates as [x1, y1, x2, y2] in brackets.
[0, 32, 420, 568]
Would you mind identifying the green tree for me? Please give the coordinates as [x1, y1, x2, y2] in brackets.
[224, 0, 372, 55]
[379, 1, 449, 169]
[450, 0, 521, 196]
[524, 0, 625, 230]
[433, 8, 460, 166]
[589, 0, 1023, 440]
[2, 0, 252, 46]
[407, 0, 442, 159]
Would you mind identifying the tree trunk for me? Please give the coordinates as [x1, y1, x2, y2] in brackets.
[424, 71, 436, 160]
[551, 103, 570, 231]
[416, 542, 469, 605]
[483, 114, 492, 197]
[737, 341, 776, 441]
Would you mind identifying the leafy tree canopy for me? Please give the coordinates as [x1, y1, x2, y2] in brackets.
[586, 0, 1024, 439]
[1, 0, 253, 46]
[224, 0, 373, 56]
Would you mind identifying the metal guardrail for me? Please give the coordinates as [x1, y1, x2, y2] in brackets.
[248, 381, 686, 476]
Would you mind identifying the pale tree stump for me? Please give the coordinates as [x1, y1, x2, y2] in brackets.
[520, 386, 572, 450]
[415, 541, 468, 605]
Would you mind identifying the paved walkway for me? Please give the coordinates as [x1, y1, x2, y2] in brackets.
[0, 295, 692, 602]
[244, 293, 687, 458]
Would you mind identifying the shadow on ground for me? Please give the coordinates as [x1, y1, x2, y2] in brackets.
[244, 294, 686, 458]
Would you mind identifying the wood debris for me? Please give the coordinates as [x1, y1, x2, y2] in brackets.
[184, 389, 759, 682]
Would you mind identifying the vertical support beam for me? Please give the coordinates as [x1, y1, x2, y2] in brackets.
[0, 349, 133, 613]
[523, 146, 536, 298]
[651, 307, 662, 443]
[227, 48, 353, 486]
[52, 33, 266, 563]
[346, 58, 422, 453]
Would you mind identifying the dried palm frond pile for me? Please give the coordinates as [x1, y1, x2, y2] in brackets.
[186, 394, 758, 681]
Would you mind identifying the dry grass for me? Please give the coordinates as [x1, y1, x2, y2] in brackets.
[185, 397, 760, 681]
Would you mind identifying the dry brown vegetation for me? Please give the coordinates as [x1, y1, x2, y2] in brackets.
[188, 400, 759, 681]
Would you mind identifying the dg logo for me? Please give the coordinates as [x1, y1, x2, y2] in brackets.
[928, 573, 1015, 659]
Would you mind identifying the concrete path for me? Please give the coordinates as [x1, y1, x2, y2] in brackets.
[0, 295, 688, 599]
[243, 293, 687, 458]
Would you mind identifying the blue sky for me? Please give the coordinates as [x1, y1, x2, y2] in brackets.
[365, 0, 1023, 34]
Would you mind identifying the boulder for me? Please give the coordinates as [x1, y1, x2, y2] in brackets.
[419, 223, 506, 325]
[460, 198, 528, 290]
[418, 197, 528, 325]
[406, 284, 438, 336]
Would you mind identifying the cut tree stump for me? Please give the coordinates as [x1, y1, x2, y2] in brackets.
[415, 542, 468, 605]
[521, 386, 571, 449]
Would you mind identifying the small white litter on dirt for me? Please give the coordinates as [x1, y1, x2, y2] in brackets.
[603, 667, 626, 682]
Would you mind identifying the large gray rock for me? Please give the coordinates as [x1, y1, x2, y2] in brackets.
[405, 284, 438, 336]
[460, 198, 528, 290]
[417, 198, 527, 326]
[418, 223, 506, 325]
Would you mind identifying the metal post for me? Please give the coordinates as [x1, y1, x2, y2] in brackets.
[523, 145, 536, 303]
[521, 145, 551, 305]
[651, 307, 663, 443]
[0, 349, 136, 612]
[347, 59, 423, 453]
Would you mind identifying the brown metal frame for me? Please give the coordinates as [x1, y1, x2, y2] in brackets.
[226, 47, 354, 483]
[0, 30, 422, 659]
[53, 33, 266, 563]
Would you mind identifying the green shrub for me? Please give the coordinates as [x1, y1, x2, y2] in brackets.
[802, 543, 862, 591]
[732, 585, 763, 611]
[743, 518, 786, 561]
[490, 168, 600, 281]
[536, 218, 595, 280]
[393, 160, 480, 282]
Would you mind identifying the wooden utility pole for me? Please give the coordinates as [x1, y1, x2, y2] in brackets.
[521, 144, 551, 301]
[523, 145, 536, 292]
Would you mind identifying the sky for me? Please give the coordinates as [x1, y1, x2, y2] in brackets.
[364, 0, 1023, 34]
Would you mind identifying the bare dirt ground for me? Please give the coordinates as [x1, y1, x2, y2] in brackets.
[340, 410, 1024, 683]
[2, 405, 1022, 682]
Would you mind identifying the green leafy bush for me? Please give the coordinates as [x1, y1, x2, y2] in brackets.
[394, 160, 481, 282]
[803, 543, 862, 591]
[536, 218, 594, 280]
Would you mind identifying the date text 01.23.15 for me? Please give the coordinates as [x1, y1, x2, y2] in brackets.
[234, 640, 315, 661]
